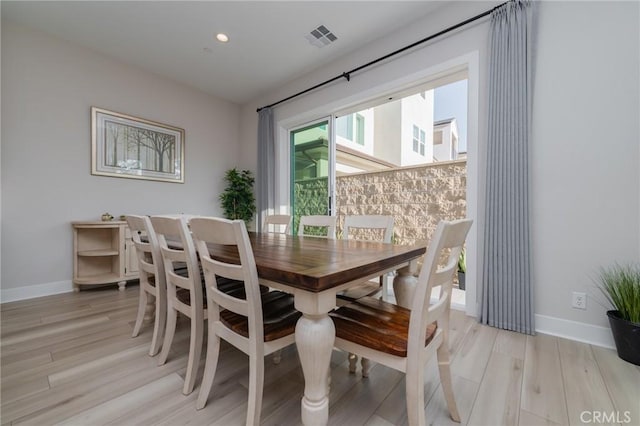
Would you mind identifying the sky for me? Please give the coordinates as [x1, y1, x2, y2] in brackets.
[434, 79, 468, 152]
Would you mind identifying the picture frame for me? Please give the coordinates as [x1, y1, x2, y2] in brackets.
[91, 107, 185, 183]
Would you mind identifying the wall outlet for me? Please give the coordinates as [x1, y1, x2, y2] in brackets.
[572, 292, 587, 310]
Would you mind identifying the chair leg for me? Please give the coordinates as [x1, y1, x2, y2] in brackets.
[149, 292, 166, 356]
[381, 274, 389, 302]
[361, 357, 370, 378]
[405, 363, 426, 426]
[196, 325, 221, 410]
[437, 344, 461, 422]
[132, 288, 148, 337]
[182, 314, 204, 395]
[246, 353, 265, 425]
[348, 353, 358, 374]
[158, 306, 177, 366]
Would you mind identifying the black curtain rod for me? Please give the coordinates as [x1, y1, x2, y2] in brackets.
[257, 1, 508, 113]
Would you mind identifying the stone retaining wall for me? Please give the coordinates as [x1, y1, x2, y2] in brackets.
[335, 159, 467, 246]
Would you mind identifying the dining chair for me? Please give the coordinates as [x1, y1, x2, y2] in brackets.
[298, 215, 337, 238]
[190, 217, 301, 424]
[126, 215, 167, 357]
[339, 214, 394, 301]
[338, 214, 395, 375]
[330, 218, 472, 425]
[262, 214, 291, 234]
[150, 216, 209, 395]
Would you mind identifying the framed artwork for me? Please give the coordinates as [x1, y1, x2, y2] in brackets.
[91, 107, 185, 183]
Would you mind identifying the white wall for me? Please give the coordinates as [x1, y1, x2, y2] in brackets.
[530, 2, 639, 333]
[373, 101, 402, 164]
[239, 1, 640, 345]
[1, 21, 241, 299]
[400, 93, 433, 166]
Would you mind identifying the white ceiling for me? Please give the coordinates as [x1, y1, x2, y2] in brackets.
[2, 1, 447, 104]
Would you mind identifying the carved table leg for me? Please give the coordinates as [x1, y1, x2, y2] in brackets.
[393, 262, 418, 309]
[294, 291, 336, 426]
[117, 281, 127, 291]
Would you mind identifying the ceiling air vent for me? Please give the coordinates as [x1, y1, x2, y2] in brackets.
[305, 25, 338, 48]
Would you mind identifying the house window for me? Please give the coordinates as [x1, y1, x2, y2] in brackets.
[337, 113, 365, 146]
[336, 115, 353, 141]
[413, 125, 426, 156]
[355, 114, 365, 145]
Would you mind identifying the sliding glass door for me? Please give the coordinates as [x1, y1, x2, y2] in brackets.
[290, 118, 334, 235]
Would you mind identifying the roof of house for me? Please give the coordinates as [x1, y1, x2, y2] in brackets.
[434, 117, 456, 126]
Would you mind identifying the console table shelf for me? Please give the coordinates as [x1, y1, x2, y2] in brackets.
[78, 249, 120, 257]
[72, 221, 139, 291]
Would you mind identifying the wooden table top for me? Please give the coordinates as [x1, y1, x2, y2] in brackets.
[207, 232, 426, 293]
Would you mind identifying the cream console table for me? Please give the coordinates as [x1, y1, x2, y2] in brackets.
[72, 221, 138, 291]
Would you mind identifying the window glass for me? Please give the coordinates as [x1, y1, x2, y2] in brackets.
[356, 114, 365, 145]
[336, 115, 353, 141]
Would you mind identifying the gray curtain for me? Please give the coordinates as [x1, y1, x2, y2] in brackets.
[481, 0, 536, 334]
[257, 107, 276, 232]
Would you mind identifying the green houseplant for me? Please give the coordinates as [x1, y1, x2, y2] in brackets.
[219, 168, 256, 223]
[457, 249, 466, 290]
[597, 263, 640, 365]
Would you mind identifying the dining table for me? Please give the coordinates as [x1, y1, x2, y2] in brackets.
[205, 231, 426, 425]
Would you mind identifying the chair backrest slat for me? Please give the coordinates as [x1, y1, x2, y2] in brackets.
[343, 215, 394, 243]
[298, 215, 337, 239]
[262, 214, 291, 234]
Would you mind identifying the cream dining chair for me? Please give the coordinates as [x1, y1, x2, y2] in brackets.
[298, 215, 337, 238]
[338, 214, 395, 375]
[338, 214, 394, 301]
[151, 215, 205, 395]
[330, 218, 472, 425]
[262, 214, 291, 234]
[191, 217, 300, 424]
[151, 216, 245, 395]
[126, 215, 167, 357]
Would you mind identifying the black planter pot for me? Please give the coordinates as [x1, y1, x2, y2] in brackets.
[457, 272, 466, 290]
[607, 310, 640, 366]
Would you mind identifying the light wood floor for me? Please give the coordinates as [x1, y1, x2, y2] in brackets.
[1, 285, 638, 426]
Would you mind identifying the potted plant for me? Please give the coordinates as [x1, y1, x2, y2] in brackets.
[597, 263, 640, 365]
[457, 249, 466, 290]
[219, 168, 256, 224]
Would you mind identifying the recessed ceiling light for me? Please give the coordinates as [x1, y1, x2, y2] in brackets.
[216, 33, 229, 43]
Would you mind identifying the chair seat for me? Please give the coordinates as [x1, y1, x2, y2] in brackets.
[176, 278, 247, 308]
[176, 288, 198, 306]
[336, 280, 381, 301]
[330, 296, 437, 357]
[220, 291, 301, 342]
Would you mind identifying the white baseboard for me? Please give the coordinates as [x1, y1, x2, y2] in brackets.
[1, 280, 74, 304]
[535, 314, 615, 349]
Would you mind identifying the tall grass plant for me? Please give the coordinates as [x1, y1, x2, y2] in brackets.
[597, 263, 640, 324]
